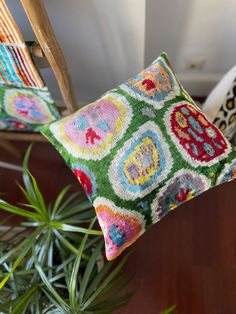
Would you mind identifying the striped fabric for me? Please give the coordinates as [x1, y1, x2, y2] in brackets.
[0, 0, 44, 88]
[0, 1, 60, 133]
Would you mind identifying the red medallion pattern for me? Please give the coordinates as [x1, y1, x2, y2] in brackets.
[165, 102, 231, 166]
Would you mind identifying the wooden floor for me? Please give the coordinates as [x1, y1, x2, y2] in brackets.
[1, 142, 236, 314]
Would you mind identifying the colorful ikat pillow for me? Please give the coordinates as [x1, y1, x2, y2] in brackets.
[41, 52, 236, 260]
[0, 85, 60, 132]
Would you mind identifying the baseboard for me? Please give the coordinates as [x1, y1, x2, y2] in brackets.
[0, 226, 24, 232]
[176, 72, 223, 97]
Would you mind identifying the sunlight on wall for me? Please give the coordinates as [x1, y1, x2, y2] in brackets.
[7, 0, 145, 104]
[145, 0, 236, 95]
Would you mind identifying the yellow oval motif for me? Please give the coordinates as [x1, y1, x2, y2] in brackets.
[175, 111, 188, 128]
[123, 136, 159, 186]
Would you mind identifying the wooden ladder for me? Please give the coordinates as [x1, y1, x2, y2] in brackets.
[0, 0, 77, 143]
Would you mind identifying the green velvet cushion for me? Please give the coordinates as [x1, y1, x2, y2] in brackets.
[41, 53, 236, 260]
[0, 85, 60, 132]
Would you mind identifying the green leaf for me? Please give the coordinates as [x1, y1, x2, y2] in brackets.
[33, 247, 70, 312]
[55, 191, 82, 217]
[69, 218, 96, 310]
[0, 243, 31, 288]
[10, 285, 38, 314]
[0, 269, 42, 277]
[160, 305, 176, 314]
[55, 255, 76, 273]
[58, 199, 92, 219]
[21, 221, 43, 227]
[53, 229, 88, 260]
[84, 235, 101, 251]
[79, 240, 104, 303]
[34, 290, 43, 314]
[0, 294, 7, 302]
[0, 228, 44, 288]
[51, 185, 71, 218]
[42, 288, 68, 313]
[48, 273, 66, 284]
[90, 273, 132, 306]
[0, 297, 21, 312]
[18, 184, 47, 219]
[29, 172, 48, 218]
[62, 210, 95, 223]
[22, 146, 48, 219]
[69, 235, 87, 310]
[81, 255, 129, 310]
[22, 145, 35, 199]
[47, 237, 54, 278]
[50, 221, 102, 235]
[87, 291, 134, 313]
[0, 234, 32, 265]
[84, 260, 114, 300]
[0, 199, 41, 221]
[37, 229, 52, 266]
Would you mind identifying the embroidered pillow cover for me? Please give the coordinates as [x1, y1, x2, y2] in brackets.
[0, 85, 60, 132]
[41, 53, 236, 260]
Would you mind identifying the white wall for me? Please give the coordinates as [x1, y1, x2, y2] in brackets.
[145, 0, 236, 95]
[6, 0, 236, 99]
[7, 0, 145, 104]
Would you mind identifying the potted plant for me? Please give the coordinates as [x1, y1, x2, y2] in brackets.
[0, 147, 133, 313]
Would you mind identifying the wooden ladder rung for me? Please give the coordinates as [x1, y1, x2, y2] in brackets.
[0, 132, 47, 142]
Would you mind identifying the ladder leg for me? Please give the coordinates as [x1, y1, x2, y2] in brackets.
[20, 0, 78, 113]
[0, 140, 21, 158]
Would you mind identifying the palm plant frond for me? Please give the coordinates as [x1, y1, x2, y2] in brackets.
[0, 146, 133, 313]
[160, 305, 176, 314]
